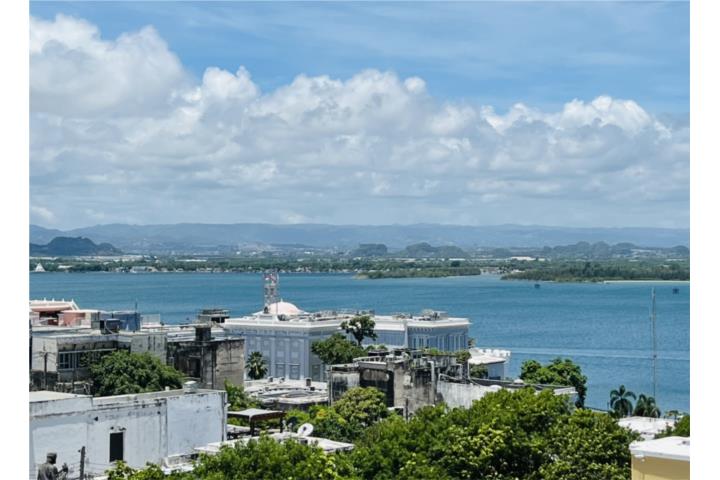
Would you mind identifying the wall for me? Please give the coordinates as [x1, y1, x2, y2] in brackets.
[436, 380, 497, 409]
[631, 456, 690, 480]
[214, 339, 245, 388]
[29, 391, 226, 478]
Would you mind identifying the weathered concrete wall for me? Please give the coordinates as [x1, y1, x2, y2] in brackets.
[214, 339, 244, 388]
[329, 371, 360, 403]
[436, 380, 495, 409]
[125, 332, 167, 361]
[29, 391, 226, 478]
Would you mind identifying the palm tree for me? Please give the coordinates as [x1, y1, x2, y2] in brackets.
[610, 385, 636, 417]
[633, 394, 661, 418]
[247, 351, 268, 380]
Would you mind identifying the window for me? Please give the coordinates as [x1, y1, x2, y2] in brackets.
[109, 431, 124, 462]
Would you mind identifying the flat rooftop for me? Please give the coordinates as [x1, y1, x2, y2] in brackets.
[630, 436, 690, 462]
[29, 391, 88, 402]
[618, 416, 676, 440]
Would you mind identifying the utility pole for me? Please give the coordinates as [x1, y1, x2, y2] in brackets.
[78, 446, 85, 480]
[43, 351, 48, 390]
[650, 288, 658, 400]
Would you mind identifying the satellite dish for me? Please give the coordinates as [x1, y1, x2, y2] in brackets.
[297, 423, 314, 437]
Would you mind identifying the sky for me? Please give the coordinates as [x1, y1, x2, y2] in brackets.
[29, 1, 690, 230]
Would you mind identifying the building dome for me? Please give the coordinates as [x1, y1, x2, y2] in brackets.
[256, 300, 305, 316]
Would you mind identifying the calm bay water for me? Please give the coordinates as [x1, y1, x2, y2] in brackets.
[30, 272, 689, 412]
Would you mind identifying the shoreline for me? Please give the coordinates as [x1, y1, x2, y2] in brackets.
[602, 280, 690, 284]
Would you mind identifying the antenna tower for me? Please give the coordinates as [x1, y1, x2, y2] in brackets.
[264, 270, 280, 309]
[650, 288, 658, 399]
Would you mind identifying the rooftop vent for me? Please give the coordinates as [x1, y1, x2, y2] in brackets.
[183, 381, 198, 394]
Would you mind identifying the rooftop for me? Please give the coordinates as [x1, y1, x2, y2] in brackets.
[29, 391, 88, 402]
[630, 436, 690, 462]
[618, 416, 676, 440]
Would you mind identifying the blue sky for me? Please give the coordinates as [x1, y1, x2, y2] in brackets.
[31, 1, 689, 114]
[29, 2, 690, 229]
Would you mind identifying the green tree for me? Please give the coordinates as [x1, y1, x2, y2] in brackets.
[247, 351, 268, 380]
[657, 415, 690, 438]
[106, 437, 357, 480]
[633, 394, 661, 418]
[333, 387, 389, 428]
[520, 358, 588, 408]
[469, 364, 488, 379]
[340, 315, 377, 346]
[88, 350, 183, 397]
[609, 385, 636, 418]
[539, 408, 639, 480]
[312, 333, 367, 365]
[225, 380, 260, 410]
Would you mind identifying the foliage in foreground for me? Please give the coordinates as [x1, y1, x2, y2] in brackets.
[520, 358, 588, 408]
[657, 414, 690, 438]
[286, 387, 390, 443]
[89, 350, 184, 396]
[110, 388, 638, 480]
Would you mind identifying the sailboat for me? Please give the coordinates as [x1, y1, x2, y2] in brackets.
[33, 263, 46, 273]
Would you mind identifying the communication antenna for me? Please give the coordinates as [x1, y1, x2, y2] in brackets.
[650, 288, 658, 400]
[264, 270, 280, 311]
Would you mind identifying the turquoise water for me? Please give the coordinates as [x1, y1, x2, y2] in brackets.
[30, 273, 689, 413]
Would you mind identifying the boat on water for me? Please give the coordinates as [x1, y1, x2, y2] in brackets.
[673, 287, 680, 294]
[534, 283, 541, 289]
[33, 263, 46, 273]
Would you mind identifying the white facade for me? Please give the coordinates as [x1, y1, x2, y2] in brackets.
[222, 302, 470, 381]
[468, 348, 511, 379]
[29, 389, 227, 479]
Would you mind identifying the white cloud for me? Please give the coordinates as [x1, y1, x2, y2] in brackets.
[29, 15, 689, 228]
[30, 206, 55, 224]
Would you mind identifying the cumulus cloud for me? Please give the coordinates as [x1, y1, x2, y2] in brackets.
[30, 15, 688, 228]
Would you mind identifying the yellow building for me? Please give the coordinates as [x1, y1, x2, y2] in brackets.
[630, 436, 690, 480]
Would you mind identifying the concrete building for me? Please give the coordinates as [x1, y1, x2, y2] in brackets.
[29, 388, 227, 479]
[436, 377, 578, 409]
[165, 324, 245, 389]
[244, 378, 328, 411]
[630, 436, 690, 480]
[222, 301, 470, 382]
[328, 350, 574, 415]
[328, 352, 444, 416]
[468, 348, 511, 379]
[30, 327, 167, 392]
[31, 323, 244, 392]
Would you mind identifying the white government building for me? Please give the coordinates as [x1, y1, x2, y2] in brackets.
[220, 272, 471, 381]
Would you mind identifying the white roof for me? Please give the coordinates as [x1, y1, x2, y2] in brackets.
[255, 301, 306, 316]
[618, 416, 675, 440]
[630, 436, 690, 462]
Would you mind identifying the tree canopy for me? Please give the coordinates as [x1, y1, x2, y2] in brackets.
[340, 315, 377, 346]
[88, 350, 184, 397]
[632, 394, 661, 418]
[311, 333, 367, 366]
[107, 387, 639, 480]
[520, 358, 588, 408]
[609, 385, 636, 418]
[247, 351, 268, 380]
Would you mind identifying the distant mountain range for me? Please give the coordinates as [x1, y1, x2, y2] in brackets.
[30, 236, 123, 256]
[30, 223, 689, 254]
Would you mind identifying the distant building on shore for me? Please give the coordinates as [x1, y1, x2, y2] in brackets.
[221, 303, 470, 382]
[217, 271, 470, 381]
